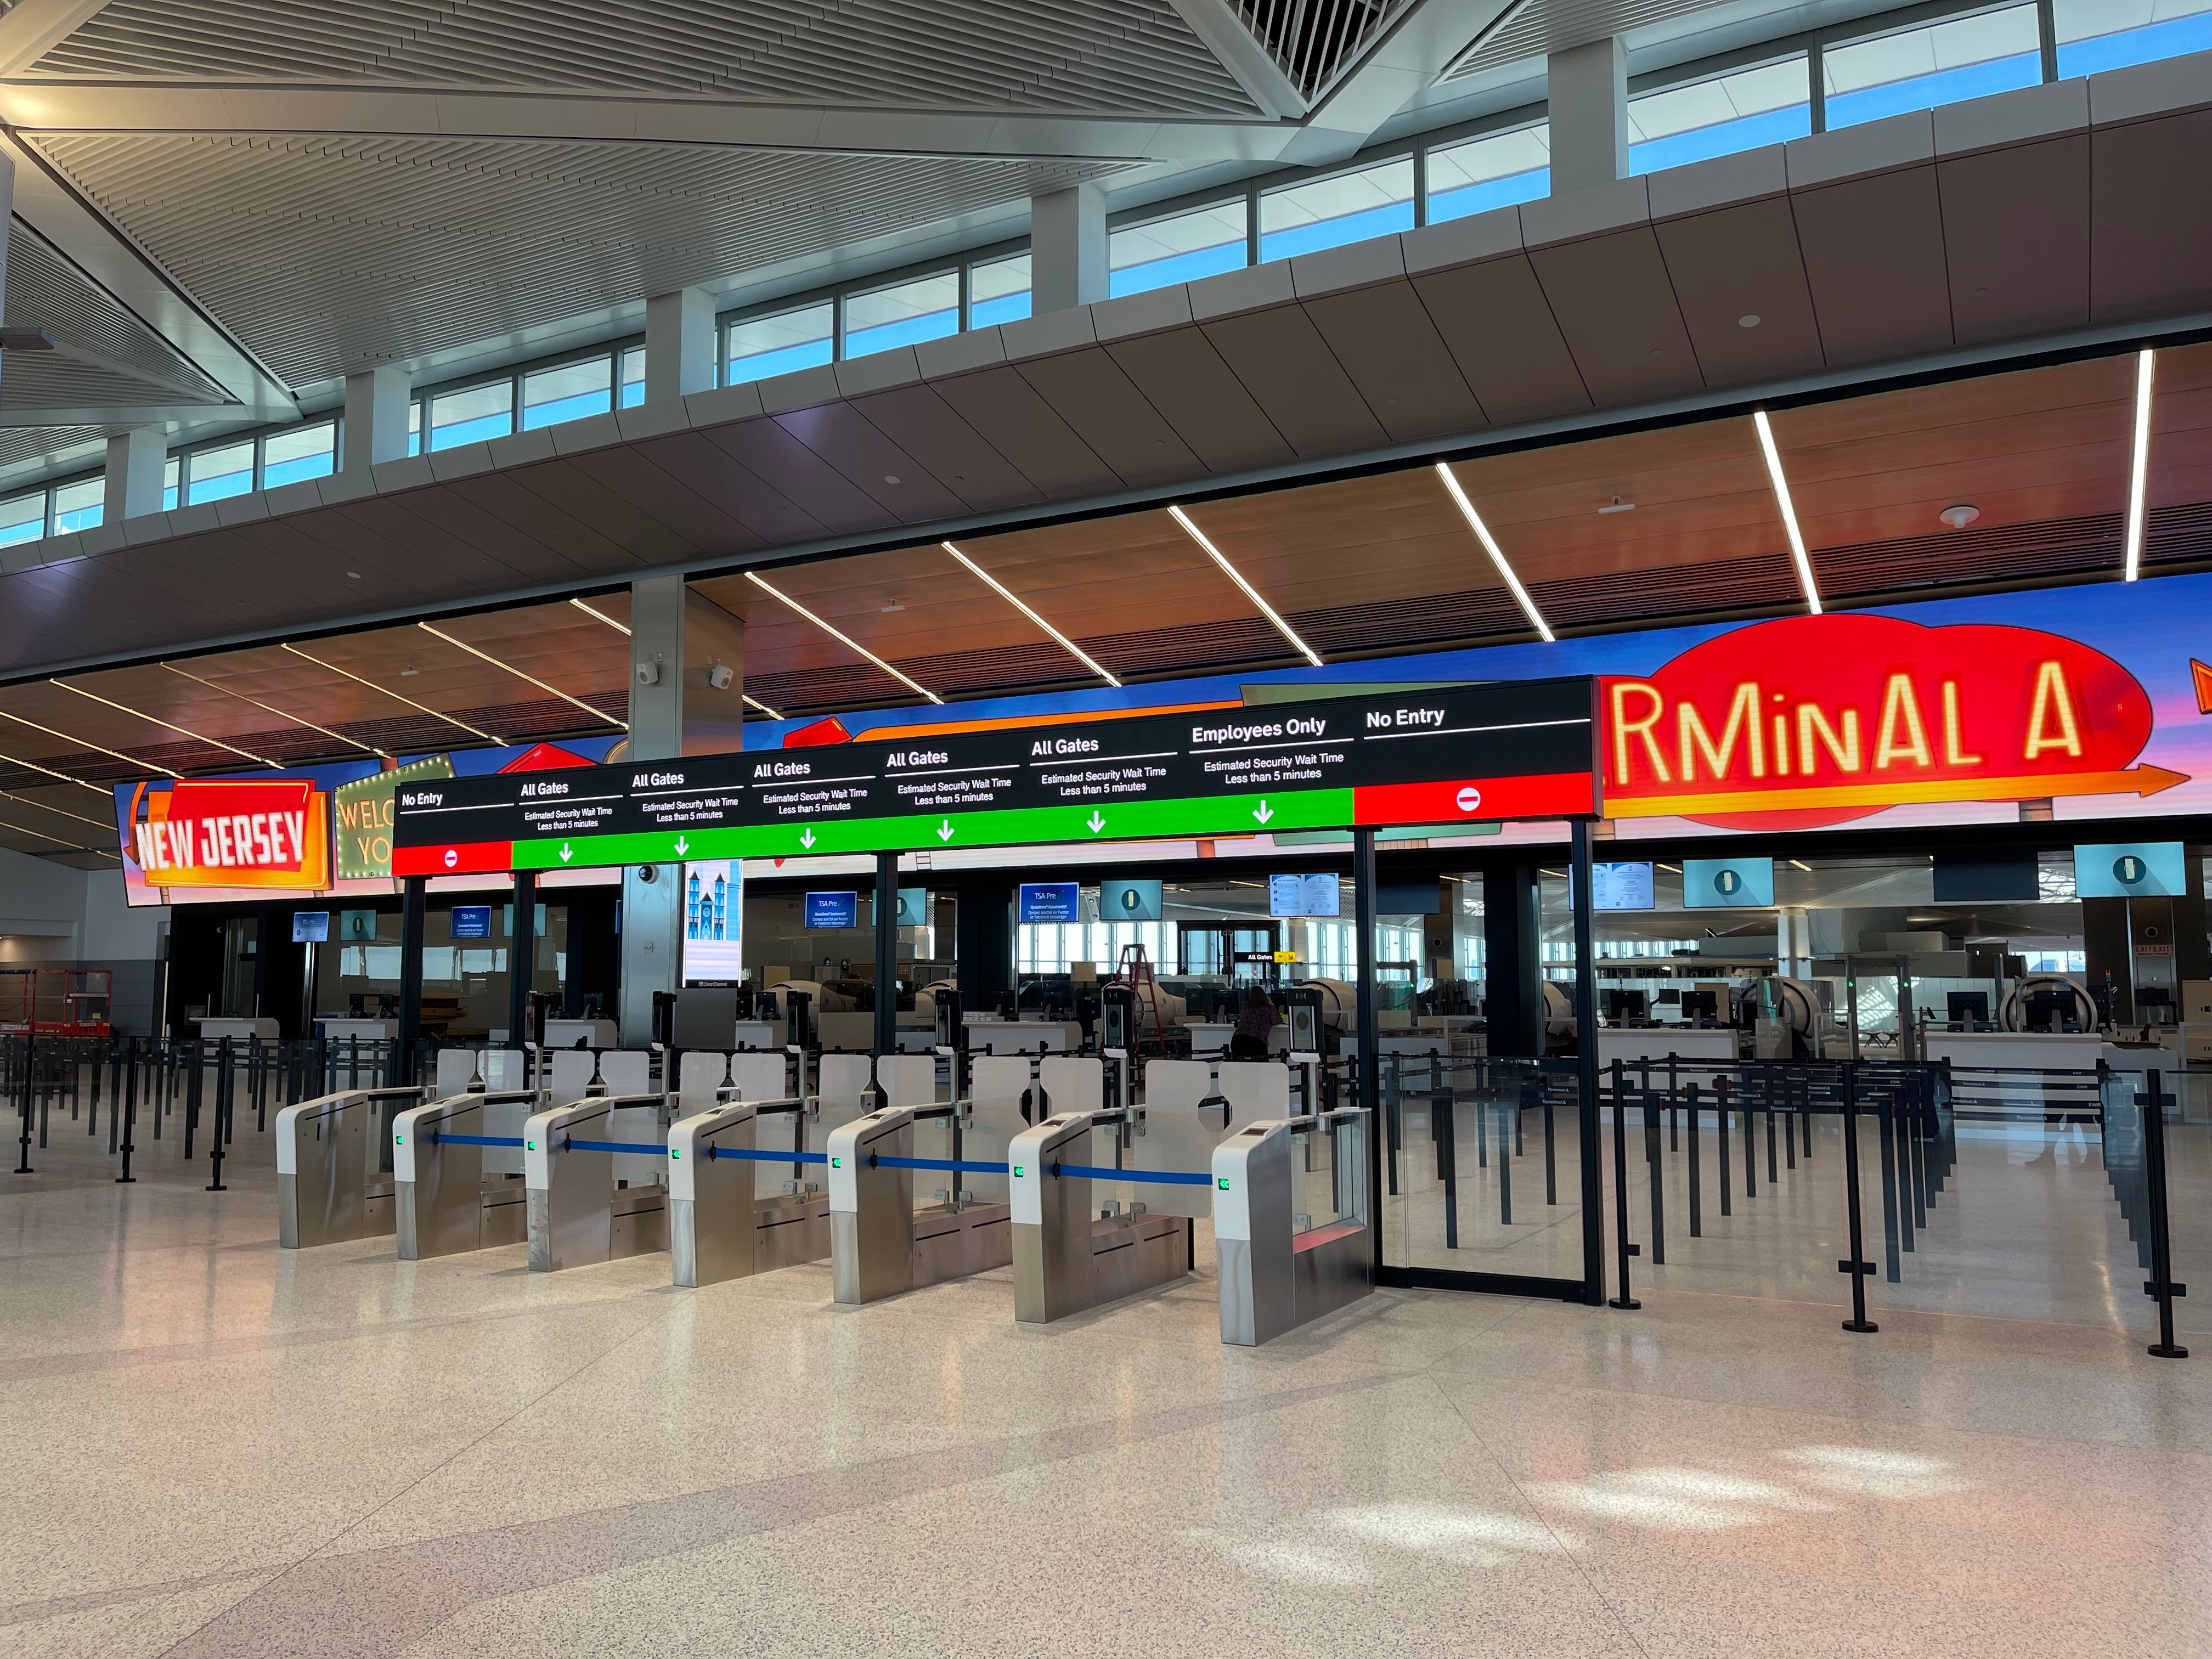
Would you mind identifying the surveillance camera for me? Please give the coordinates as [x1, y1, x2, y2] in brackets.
[707, 663, 734, 691]
[635, 865, 659, 883]
[634, 659, 661, 687]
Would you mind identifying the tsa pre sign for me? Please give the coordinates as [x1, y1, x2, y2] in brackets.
[126, 778, 331, 890]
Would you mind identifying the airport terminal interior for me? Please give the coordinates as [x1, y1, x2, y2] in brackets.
[5, 1, 2212, 1654]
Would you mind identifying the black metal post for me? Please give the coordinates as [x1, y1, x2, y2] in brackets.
[2142, 1069, 2188, 1359]
[1838, 1060, 1878, 1333]
[1353, 828, 1383, 1280]
[874, 850, 899, 1059]
[115, 1047, 137, 1184]
[1570, 816, 1602, 1306]
[1608, 1058, 1639, 1308]
[207, 1036, 232, 1192]
[510, 867, 538, 1056]
[399, 876, 427, 1084]
[1643, 1079, 1664, 1265]
[12, 1032, 30, 1173]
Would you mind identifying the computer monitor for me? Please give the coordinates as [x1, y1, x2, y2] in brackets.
[1601, 989, 1648, 1023]
[1680, 990, 1719, 1025]
[1946, 990, 1990, 1023]
[2024, 988, 2076, 1032]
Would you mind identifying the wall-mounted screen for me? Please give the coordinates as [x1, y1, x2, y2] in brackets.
[450, 905, 493, 939]
[1592, 861, 1656, 911]
[1269, 872, 1341, 917]
[2073, 842, 2187, 898]
[803, 891, 857, 929]
[1098, 878, 1164, 921]
[894, 887, 930, 928]
[683, 860, 742, 981]
[1680, 857, 1774, 907]
[1018, 882, 1082, 923]
[291, 911, 330, 943]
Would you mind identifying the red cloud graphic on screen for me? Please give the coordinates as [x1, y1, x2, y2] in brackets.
[1599, 613, 2170, 830]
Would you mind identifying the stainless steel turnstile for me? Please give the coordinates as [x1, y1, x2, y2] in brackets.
[522, 1091, 670, 1272]
[667, 1091, 830, 1287]
[1214, 1108, 1372, 1346]
[391, 1087, 541, 1259]
[827, 1104, 1012, 1305]
[1009, 1109, 1192, 1324]
[276, 1085, 425, 1249]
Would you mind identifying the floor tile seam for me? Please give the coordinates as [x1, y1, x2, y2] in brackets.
[146, 1297, 687, 1659]
[0, 1285, 680, 1381]
[1428, 1369, 1660, 1659]
[0, 1566, 275, 1630]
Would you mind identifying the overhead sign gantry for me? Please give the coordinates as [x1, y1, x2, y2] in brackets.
[393, 678, 1600, 874]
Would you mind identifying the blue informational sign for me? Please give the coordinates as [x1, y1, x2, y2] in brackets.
[1019, 882, 1082, 923]
[1098, 878, 1164, 921]
[291, 911, 330, 943]
[804, 891, 859, 929]
[1592, 861, 1655, 911]
[1268, 872, 1341, 918]
[894, 887, 930, 928]
[2074, 842, 2186, 898]
[1681, 857, 1774, 908]
[450, 905, 493, 939]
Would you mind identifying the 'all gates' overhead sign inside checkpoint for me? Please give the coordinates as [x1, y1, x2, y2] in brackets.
[392, 679, 1599, 876]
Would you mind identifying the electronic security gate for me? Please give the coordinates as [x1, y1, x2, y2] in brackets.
[1214, 1108, 1372, 1345]
[275, 1085, 424, 1249]
[1009, 1109, 1194, 1324]
[827, 1104, 1013, 1305]
[523, 1091, 670, 1272]
[391, 1087, 540, 1259]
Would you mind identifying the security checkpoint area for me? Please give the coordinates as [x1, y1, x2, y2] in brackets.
[9, 6, 2212, 1654]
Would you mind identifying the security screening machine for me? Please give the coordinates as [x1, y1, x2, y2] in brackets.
[1009, 1108, 1204, 1324]
[391, 1085, 543, 1259]
[276, 1084, 425, 1249]
[1213, 1107, 1373, 1346]
[827, 1103, 1013, 1305]
[522, 1092, 672, 1272]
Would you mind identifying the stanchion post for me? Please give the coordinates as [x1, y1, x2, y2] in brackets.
[115, 1044, 138, 1184]
[1838, 1059, 1878, 1333]
[1570, 816, 1602, 1306]
[13, 1031, 31, 1174]
[1608, 1058, 1640, 1308]
[207, 1036, 232, 1192]
[2141, 1068, 2188, 1359]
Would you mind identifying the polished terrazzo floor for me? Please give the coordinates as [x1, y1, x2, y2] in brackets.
[5, 1116, 2210, 1658]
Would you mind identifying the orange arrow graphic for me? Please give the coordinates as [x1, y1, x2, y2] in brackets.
[1604, 764, 2188, 820]
[2193, 658, 2212, 715]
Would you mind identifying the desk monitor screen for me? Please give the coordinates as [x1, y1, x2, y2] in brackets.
[1601, 988, 1649, 1022]
[1679, 990, 1719, 1023]
[1946, 990, 1990, 1022]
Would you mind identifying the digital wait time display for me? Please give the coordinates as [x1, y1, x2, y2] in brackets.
[392, 678, 1598, 877]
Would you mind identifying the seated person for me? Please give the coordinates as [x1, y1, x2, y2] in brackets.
[1229, 986, 1279, 1059]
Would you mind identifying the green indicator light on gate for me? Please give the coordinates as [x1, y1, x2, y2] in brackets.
[831, 1156, 842, 1169]
[1217, 1177, 1230, 1190]
[393, 1135, 404, 1147]
[668, 1148, 680, 1159]
[1013, 1164, 1025, 1178]
[526, 1139, 536, 1151]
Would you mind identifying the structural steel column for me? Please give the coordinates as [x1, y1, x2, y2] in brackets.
[874, 852, 898, 1057]
[645, 287, 716, 404]
[1547, 36, 1628, 194]
[1353, 828, 1382, 1277]
[509, 867, 537, 1049]
[399, 876, 426, 1082]
[341, 364, 410, 472]
[1570, 816, 1604, 1305]
[1030, 183, 1108, 313]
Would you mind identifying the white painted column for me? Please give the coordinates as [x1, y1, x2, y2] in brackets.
[1547, 36, 1629, 195]
[341, 364, 410, 472]
[619, 574, 748, 1043]
[103, 426, 166, 521]
[1030, 183, 1108, 314]
[645, 287, 715, 404]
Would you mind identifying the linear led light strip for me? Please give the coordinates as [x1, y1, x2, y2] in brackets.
[1433, 462, 1554, 644]
[2124, 348, 2155, 582]
[0, 744, 117, 798]
[417, 623, 627, 731]
[1753, 409, 1822, 615]
[746, 572, 942, 705]
[281, 643, 507, 743]
[49, 679, 281, 768]
[941, 541, 1120, 688]
[0, 708, 176, 778]
[159, 663, 390, 759]
[568, 595, 783, 719]
[0, 785, 115, 833]
[1167, 504, 1323, 668]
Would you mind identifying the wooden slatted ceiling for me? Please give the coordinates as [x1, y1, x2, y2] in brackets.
[4, 342, 2210, 848]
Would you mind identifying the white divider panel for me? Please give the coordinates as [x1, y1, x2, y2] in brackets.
[433, 1049, 481, 1097]
[678, 1051, 733, 1114]
[1133, 1058, 1222, 1220]
[1037, 1056, 1102, 1116]
[465, 1049, 527, 1175]
[1217, 1061, 1291, 1121]
[876, 1054, 939, 1108]
[816, 1054, 874, 1141]
[549, 1051, 597, 1107]
[963, 1055, 1032, 1204]
[727, 1052, 798, 1196]
[596, 1052, 660, 1187]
